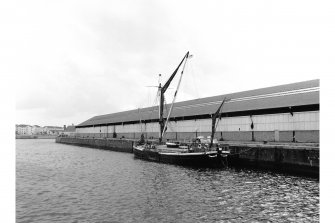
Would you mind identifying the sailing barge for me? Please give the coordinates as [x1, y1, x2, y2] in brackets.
[133, 52, 230, 168]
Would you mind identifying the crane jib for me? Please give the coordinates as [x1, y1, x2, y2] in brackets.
[158, 51, 190, 142]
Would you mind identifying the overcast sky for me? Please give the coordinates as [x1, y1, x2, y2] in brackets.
[6, 0, 334, 126]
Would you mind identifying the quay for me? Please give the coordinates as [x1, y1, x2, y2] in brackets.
[56, 79, 319, 177]
[56, 136, 319, 177]
[16, 135, 57, 139]
[56, 136, 134, 153]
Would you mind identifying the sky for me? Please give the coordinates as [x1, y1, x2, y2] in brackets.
[3, 0, 334, 126]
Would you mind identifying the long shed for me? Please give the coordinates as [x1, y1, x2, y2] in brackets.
[76, 79, 319, 143]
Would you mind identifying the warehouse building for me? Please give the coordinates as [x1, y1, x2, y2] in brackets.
[76, 79, 319, 143]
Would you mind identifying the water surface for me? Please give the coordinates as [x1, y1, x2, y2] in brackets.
[16, 139, 319, 222]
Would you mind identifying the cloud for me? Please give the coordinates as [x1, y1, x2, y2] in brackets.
[13, 0, 332, 126]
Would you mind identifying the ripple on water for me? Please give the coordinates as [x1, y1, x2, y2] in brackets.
[16, 139, 319, 223]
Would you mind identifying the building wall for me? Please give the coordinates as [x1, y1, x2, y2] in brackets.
[76, 111, 319, 142]
[296, 130, 319, 143]
[278, 131, 294, 142]
[17, 126, 32, 135]
[32, 126, 43, 135]
[43, 127, 64, 135]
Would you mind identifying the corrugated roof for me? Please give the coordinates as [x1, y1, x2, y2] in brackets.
[77, 79, 319, 127]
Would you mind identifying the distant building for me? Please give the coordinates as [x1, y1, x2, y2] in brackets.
[32, 125, 43, 135]
[63, 124, 76, 136]
[43, 126, 64, 135]
[16, 124, 32, 135]
[16, 124, 65, 135]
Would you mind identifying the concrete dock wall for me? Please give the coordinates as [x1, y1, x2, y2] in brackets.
[227, 143, 319, 177]
[55, 137, 133, 153]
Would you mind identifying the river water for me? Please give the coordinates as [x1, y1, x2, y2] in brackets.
[16, 139, 319, 222]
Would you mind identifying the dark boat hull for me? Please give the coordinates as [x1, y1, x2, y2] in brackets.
[133, 146, 227, 168]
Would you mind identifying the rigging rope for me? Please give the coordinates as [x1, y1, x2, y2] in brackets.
[162, 54, 190, 137]
[145, 88, 160, 134]
[214, 104, 225, 133]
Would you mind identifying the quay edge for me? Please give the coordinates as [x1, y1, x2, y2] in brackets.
[55, 137, 319, 178]
[55, 136, 133, 153]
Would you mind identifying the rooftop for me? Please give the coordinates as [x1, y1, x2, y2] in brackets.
[44, 126, 64, 129]
[17, 124, 31, 127]
[77, 79, 319, 127]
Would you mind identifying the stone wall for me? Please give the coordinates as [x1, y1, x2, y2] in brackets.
[56, 137, 133, 153]
[228, 144, 319, 177]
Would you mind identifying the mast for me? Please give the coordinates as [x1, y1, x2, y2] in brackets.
[209, 97, 229, 148]
[158, 81, 163, 140]
[158, 51, 190, 143]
